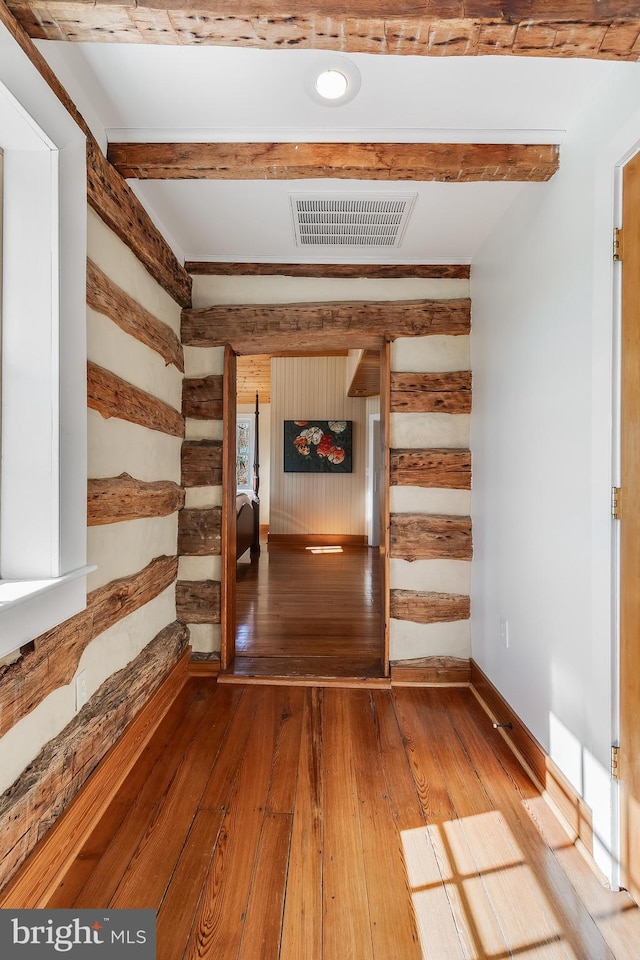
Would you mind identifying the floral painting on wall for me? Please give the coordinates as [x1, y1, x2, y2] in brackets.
[283, 420, 353, 473]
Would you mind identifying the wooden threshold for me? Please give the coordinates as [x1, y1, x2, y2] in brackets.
[266, 534, 367, 546]
[188, 654, 220, 677]
[218, 656, 389, 688]
[391, 655, 471, 686]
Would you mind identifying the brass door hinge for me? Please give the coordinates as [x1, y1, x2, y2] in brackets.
[612, 745, 621, 781]
[612, 486, 622, 520]
[614, 227, 623, 262]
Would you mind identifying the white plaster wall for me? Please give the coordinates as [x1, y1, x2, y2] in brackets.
[88, 412, 182, 484]
[470, 62, 640, 883]
[87, 208, 181, 336]
[88, 515, 179, 592]
[191, 275, 469, 307]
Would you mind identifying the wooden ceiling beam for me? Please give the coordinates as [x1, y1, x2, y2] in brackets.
[181, 297, 470, 355]
[186, 262, 470, 279]
[7, 1, 640, 60]
[108, 142, 559, 183]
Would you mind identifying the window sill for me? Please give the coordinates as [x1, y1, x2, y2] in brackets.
[0, 566, 96, 658]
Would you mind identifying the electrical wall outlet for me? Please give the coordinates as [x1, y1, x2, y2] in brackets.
[500, 619, 510, 649]
[75, 671, 88, 711]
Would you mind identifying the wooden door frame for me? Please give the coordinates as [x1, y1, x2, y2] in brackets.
[618, 147, 640, 901]
[220, 340, 390, 675]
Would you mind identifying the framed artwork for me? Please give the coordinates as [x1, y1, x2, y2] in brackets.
[284, 420, 353, 473]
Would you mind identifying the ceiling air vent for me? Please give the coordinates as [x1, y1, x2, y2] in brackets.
[290, 193, 416, 247]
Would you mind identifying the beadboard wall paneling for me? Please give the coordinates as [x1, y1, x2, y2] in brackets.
[270, 356, 368, 536]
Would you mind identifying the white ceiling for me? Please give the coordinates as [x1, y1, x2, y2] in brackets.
[38, 42, 632, 264]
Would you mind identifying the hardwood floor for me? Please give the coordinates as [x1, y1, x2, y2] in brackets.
[232, 541, 383, 679]
[46, 680, 640, 959]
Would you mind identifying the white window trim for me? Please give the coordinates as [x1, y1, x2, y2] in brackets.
[0, 23, 91, 656]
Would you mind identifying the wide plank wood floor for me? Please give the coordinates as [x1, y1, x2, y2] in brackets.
[233, 541, 382, 679]
[46, 681, 640, 959]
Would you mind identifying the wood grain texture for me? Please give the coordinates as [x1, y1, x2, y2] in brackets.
[390, 448, 472, 489]
[9, 2, 640, 61]
[36, 683, 638, 959]
[390, 513, 472, 561]
[87, 474, 184, 525]
[108, 141, 559, 182]
[0, 622, 189, 898]
[178, 506, 222, 556]
[181, 439, 223, 487]
[620, 147, 640, 903]
[390, 656, 471, 685]
[390, 589, 470, 623]
[187, 262, 471, 279]
[86, 140, 191, 308]
[390, 370, 472, 413]
[176, 579, 221, 623]
[237, 355, 271, 404]
[87, 259, 184, 372]
[182, 298, 471, 353]
[87, 362, 184, 437]
[0, 556, 178, 740]
[182, 374, 223, 420]
[348, 348, 380, 398]
[221, 347, 238, 671]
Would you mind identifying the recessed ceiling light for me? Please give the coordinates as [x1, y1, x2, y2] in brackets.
[315, 69, 348, 101]
[305, 56, 361, 107]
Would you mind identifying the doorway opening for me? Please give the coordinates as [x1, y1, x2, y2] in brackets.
[221, 346, 390, 682]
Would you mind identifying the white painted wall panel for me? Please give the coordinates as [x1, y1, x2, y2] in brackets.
[178, 556, 222, 581]
[390, 559, 471, 595]
[270, 356, 367, 536]
[185, 487, 223, 509]
[88, 411, 182, 484]
[88, 515, 178, 591]
[87, 307, 182, 410]
[185, 418, 224, 441]
[390, 412, 470, 449]
[184, 346, 225, 377]
[87, 208, 181, 336]
[390, 487, 471, 516]
[188, 623, 221, 654]
[192, 275, 469, 308]
[389, 619, 471, 660]
[391, 335, 470, 373]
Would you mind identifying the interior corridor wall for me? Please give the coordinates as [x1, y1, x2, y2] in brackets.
[470, 61, 640, 882]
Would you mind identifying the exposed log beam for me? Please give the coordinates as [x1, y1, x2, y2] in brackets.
[176, 580, 221, 623]
[107, 142, 559, 183]
[181, 440, 223, 487]
[390, 589, 470, 624]
[182, 375, 224, 420]
[348, 349, 380, 398]
[390, 448, 472, 489]
[87, 474, 185, 525]
[0, 556, 178, 740]
[178, 507, 222, 556]
[0, 620, 188, 893]
[182, 298, 470, 354]
[87, 362, 185, 438]
[7, 2, 640, 61]
[186, 262, 471, 279]
[390, 371, 472, 414]
[390, 513, 472, 561]
[87, 260, 184, 372]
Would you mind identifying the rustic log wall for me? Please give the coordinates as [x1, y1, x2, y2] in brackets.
[0, 10, 187, 888]
[178, 344, 226, 656]
[389, 332, 472, 661]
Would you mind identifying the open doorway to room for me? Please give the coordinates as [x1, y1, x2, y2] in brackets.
[223, 348, 388, 681]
